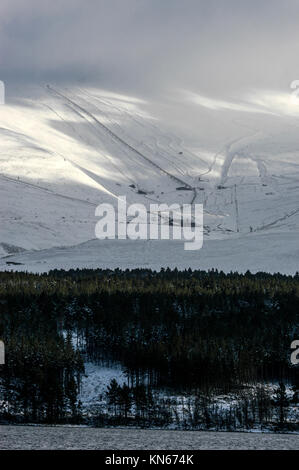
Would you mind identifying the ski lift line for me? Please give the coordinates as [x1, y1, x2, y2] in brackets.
[46, 85, 195, 193]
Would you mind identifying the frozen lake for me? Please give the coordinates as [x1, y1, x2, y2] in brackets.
[0, 425, 298, 450]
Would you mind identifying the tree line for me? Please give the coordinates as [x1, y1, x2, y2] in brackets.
[0, 268, 298, 426]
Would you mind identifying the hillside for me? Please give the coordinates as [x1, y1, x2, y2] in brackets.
[1, 84, 299, 272]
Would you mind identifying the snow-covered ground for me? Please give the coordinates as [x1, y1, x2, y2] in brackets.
[1, 233, 298, 274]
[1, 84, 299, 272]
[79, 362, 126, 413]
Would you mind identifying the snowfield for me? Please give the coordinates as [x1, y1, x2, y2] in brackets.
[1, 84, 299, 272]
[1, 233, 299, 274]
[0, 425, 298, 450]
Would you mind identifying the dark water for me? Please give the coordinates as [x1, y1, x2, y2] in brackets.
[0, 425, 298, 450]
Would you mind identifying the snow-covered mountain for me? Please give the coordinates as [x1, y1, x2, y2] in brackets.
[1, 84, 299, 273]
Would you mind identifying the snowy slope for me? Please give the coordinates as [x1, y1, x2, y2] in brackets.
[1, 234, 298, 275]
[1, 84, 299, 272]
[79, 362, 126, 412]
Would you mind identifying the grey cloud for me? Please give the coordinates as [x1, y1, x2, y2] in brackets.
[1, 0, 299, 97]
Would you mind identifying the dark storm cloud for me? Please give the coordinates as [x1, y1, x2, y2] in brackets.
[1, 0, 299, 96]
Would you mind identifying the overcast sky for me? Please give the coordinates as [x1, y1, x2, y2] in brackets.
[1, 0, 299, 98]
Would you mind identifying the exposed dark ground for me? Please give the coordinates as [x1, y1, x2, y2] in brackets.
[0, 425, 298, 450]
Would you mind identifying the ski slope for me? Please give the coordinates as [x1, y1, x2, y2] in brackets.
[1, 84, 299, 273]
